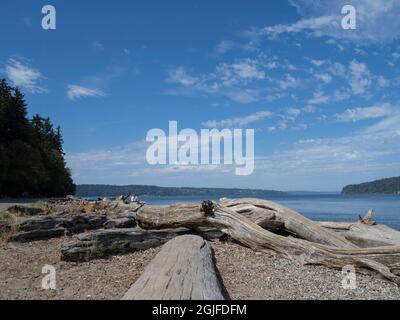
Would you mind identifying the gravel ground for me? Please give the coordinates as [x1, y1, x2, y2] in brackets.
[0, 237, 399, 300]
[0, 237, 161, 300]
[212, 241, 400, 300]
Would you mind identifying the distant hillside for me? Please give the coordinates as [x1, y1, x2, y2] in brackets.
[75, 184, 287, 198]
[342, 177, 400, 195]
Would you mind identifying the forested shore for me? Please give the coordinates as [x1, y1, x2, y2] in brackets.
[0, 79, 75, 197]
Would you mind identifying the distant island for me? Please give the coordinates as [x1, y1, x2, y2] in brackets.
[75, 184, 287, 198]
[342, 177, 400, 195]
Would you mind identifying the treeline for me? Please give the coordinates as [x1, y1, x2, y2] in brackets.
[342, 177, 400, 195]
[76, 184, 287, 198]
[0, 79, 75, 197]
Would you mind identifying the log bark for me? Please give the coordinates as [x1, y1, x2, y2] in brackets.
[219, 198, 357, 248]
[343, 223, 400, 248]
[8, 213, 108, 242]
[61, 227, 222, 262]
[7, 212, 138, 242]
[61, 228, 186, 262]
[136, 201, 400, 284]
[122, 235, 226, 300]
[318, 211, 400, 247]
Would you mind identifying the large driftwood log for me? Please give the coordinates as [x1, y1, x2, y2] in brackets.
[122, 235, 226, 300]
[61, 228, 185, 261]
[219, 198, 357, 249]
[61, 227, 223, 262]
[318, 210, 400, 248]
[137, 201, 400, 284]
[343, 223, 400, 248]
[8, 212, 136, 242]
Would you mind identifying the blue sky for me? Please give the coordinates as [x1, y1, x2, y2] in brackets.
[1, 0, 400, 191]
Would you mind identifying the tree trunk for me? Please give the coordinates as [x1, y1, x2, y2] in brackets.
[219, 198, 357, 249]
[7, 213, 135, 242]
[318, 210, 400, 247]
[136, 201, 400, 284]
[122, 235, 226, 300]
[61, 227, 222, 262]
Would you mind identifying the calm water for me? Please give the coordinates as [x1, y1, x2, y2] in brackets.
[136, 193, 400, 230]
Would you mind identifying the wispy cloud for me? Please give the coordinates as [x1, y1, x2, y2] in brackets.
[307, 91, 329, 105]
[202, 111, 273, 128]
[260, 15, 339, 40]
[348, 60, 372, 95]
[67, 85, 105, 100]
[335, 103, 393, 122]
[4, 58, 47, 93]
[283, 0, 400, 43]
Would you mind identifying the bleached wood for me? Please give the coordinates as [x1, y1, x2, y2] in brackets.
[137, 201, 400, 284]
[122, 235, 226, 300]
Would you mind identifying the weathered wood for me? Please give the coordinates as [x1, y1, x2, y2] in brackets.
[359, 209, 376, 225]
[136, 201, 400, 284]
[60, 227, 222, 262]
[317, 210, 400, 247]
[103, 216, 136, 229]
[219, 198, 357, 249]
[7, 205, 45, 216]
[8, 213, 108, 242]
[343, 223, 400, 248]
[318, 221, 354, 230]
[61, 228, 185, 261]
[7, 212, 139, 242]
[122, 235, 226, 300]
[10, 228, 66, 242]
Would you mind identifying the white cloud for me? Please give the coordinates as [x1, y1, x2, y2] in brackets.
[313, 73, 332, 84]
[67, 85, 105, 100]
[287, 0, 400, 43]
[216, 59, 266, 86]
[348, 60, 372, 95]
[261, 15, 339, 40]
[224, 90, 259, 104]
[333, 89, 351, 102]
[214, 40, 235, 54]
[286, 108, 302, 118]
[310, 59, 327, 67]
[335, 103, 393, 122]
[202, 111, 273, 128]
[256, 124, 400, 176]
[4, 58, 47, 93]
[167, 67, 199, 87]
[279, 74, 299, 90]
[308, 91, 329, 105]
[377, 76, 390, 88]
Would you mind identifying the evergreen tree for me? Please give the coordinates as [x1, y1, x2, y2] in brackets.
[0, 79, 75, 197]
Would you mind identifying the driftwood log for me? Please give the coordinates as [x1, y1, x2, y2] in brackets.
[61, 228, 185, 261]
[219, 198, 357, 248]
[318, 210, 400, 248]
[221, 198, 400, 248]
[122, 235, 226, 300]
[136, 200, 400, 284]
[8, 212, 136, 242]
[61, 227, 222, 262]
[341, 223, 400, 248]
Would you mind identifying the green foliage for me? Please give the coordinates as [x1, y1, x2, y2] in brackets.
[342, 177, 400, 195]
[0, 210, 13, 221]
[0, 79, 75, 197]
